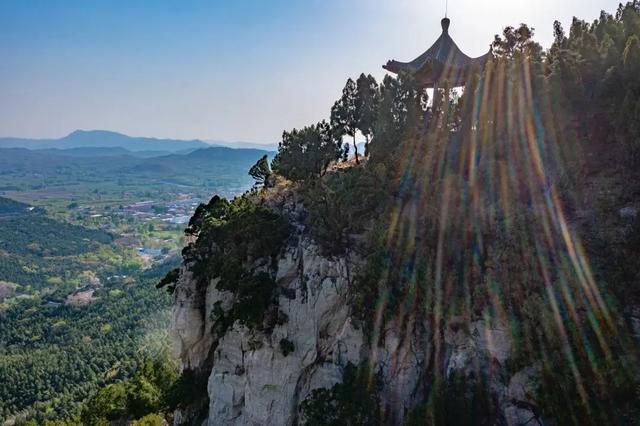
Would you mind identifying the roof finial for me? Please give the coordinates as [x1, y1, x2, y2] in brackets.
[445, 0, 448, 18]
[441, 16, 450, 33]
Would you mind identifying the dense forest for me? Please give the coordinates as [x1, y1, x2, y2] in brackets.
[0, 261, 177, 424]
[0, 205, 136, 299]
[0, 197, 182, 423]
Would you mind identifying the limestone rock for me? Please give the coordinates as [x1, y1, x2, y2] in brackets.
[170, 191, 543, 426]
[204, 240, 364, 425]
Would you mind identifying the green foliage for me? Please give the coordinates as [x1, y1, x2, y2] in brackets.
[355, 74, 380, 152]
[81, 383, 128, 422]
[302, 164, 388, 254]
[547, 2, 640, 164]
[301, 363, 380, 426]
[156, 267, 179, 294]
[80, 352, 179, 424]
[225, 272, 278, 328]
[0, 262, 176, 423]
[271, 121, 342, 181]
[279, 338, 295, 356]
[404, 373, 498, 426]
[166, 368, 209, 410]
[331, 78, 361, 163]
[181, 195, 291, 329]
[248, 154, 271, 186]
[0, 215, 112, 257]
[131, 413, 167, 426]
[491, 23, 543, 59]
[367, 74, 427, 163]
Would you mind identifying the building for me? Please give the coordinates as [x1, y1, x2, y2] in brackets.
[383, 17, 491, 90]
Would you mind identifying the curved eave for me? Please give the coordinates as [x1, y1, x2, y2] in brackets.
[384, 53, 490, 88]
[383, 29, 492, 87]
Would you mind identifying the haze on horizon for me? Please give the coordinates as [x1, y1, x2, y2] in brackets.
[0, 0, 615, 144]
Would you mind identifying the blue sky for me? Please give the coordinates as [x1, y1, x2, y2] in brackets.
[0, 0, 616, 143]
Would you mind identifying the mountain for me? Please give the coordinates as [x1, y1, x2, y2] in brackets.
[207, 140, 279, 151]
[0, 130, 209, 152]
[0, 146, 273, 174]
[35, 146, 179, 158]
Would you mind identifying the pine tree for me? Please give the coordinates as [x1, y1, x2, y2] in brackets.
[355, 74, 380, 156]
[331, 78, 360, 164]
[248, 155, 271, 186]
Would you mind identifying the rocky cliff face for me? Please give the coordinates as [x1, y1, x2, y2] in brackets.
[169, 187, 543, 426]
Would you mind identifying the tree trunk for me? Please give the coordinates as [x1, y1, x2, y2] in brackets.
[353, 135, 360, 164]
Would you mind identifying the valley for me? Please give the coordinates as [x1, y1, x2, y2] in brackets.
[0, 140, 268, 423]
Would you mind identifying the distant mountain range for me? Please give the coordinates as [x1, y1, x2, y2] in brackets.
[0, 130, 277, 154]
[207, 140, 279, 151]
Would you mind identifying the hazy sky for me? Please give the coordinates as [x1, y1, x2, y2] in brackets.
[0, 0, 617, 144]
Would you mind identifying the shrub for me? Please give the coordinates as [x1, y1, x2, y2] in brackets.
[300, 363, 380, 425]
[181, 195, 292, 329]
[404, 372, 498, 426]
[156, 268, 179, 294]
[248, 155, 271, 186]
[279, 338, 295, 357]
[131, 413, 166, 426]
[303, 164, 387, 254]
[272, 121, 343, 181]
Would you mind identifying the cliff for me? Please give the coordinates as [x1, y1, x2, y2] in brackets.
[169, 182, 546, 425]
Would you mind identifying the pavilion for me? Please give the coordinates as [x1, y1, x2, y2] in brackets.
[383, 17, 492, 89]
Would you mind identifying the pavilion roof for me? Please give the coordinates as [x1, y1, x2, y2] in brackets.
[383, 18, 491, 88]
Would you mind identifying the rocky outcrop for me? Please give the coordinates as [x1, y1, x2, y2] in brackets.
[170, 188, 542, 426]
[205, 239, 363, 425]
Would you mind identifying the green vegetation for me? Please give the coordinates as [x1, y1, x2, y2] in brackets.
[265, 3, 640, 424]
[0, 196, 33, 215]
[331, 74, 380, 163]
[156, 267, 179, 294]
[302, 164, 387, 254]
[279, 338, 295, 357]
[79, 352, 178, 425]
[0, 261, 177, 424]
[0, 129, 265, 423]
[300, 363, 380, 426]
[0, 215, 112, 256]
[179, 195, 292, 329]
[271, 121, 344, 181]
[404, 372, 498, 426]
[248, 154, 272, 186]
[0, 210, 140, 303]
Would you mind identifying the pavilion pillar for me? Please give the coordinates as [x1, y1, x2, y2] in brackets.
[432, 82, 440, 112]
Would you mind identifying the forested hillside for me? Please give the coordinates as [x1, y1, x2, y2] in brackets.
[0, 260, 177, 424]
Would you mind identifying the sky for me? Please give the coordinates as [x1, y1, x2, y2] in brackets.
[0, 0, 617, 144]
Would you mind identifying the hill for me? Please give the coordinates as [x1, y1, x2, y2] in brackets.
[0, 197, 30, 216]
[0, 146, 272, 195]
[36, 147, 176, 158]
[0, 130, 209, 153]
